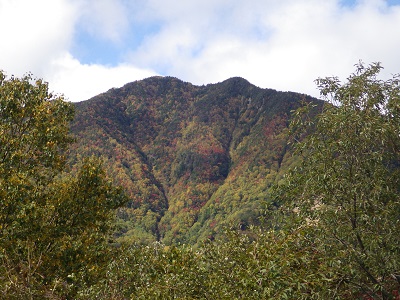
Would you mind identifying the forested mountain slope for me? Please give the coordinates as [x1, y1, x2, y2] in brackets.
[70, 76, 321, 245]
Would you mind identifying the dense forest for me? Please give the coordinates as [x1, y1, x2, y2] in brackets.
[70, 76, 320, 245]
[1, 63, 399, 299]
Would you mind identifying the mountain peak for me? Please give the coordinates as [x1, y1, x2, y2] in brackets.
[222, 76, 251, 85]
[71, 76, 322, 245]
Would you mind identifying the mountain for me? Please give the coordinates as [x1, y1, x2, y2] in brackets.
[69, 76, 322, 245]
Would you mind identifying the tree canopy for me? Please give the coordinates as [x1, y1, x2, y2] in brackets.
[273, 62, 400, 299]
[0, 72, 127, 299]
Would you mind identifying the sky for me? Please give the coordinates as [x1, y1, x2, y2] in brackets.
[1, 0, 400, 102]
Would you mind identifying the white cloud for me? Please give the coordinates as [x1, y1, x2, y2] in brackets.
[0, 0, 157, 101]
[1, 0, 400, 101]
[76, 0, 130, 43]
[0, 0, 77, 75]
[127, 0, 400, 97]
[47, 53, 156, 102]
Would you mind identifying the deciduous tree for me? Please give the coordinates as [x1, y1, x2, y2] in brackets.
[274, 62, 400, 299]
[0, 72, 126, 299]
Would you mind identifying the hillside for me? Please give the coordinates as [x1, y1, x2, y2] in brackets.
[69, 76, 321, 245]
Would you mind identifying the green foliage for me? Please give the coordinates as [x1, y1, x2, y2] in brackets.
[0, 72, 127, 298]
[80, 226, 336, 299]
[273, 62, 400, 299]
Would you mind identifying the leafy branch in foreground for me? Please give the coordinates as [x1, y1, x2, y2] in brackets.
[0, 71, 127, 299]
[273, 62, 400, 299]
